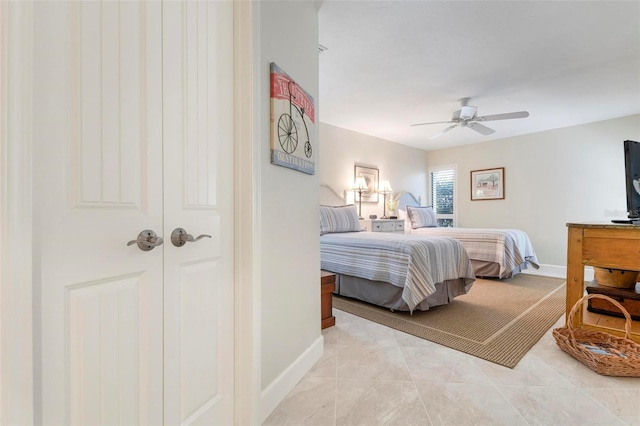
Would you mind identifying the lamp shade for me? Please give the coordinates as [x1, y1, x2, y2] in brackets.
[379, 180, 393, 194]
[351, 176, 368, 191]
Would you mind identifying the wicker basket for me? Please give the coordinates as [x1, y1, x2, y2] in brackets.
[553, 293, 640, 377]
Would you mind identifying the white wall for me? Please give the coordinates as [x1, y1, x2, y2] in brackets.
[319, 123, 429, 216]
[426, 114, 640, 267]
[258, 1, 322, 421]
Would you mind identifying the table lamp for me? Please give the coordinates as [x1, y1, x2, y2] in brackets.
[379, 180, 393, 219]
[351, 177, 368, 219]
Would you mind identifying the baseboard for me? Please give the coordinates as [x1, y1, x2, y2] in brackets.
[522, 263, 595, 282]
[260, 335, 324, 423]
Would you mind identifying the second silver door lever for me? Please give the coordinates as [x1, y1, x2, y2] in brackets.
[171, 228, 211, 247]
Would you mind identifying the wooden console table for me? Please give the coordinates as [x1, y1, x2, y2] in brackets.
[566, 223, 640, 343]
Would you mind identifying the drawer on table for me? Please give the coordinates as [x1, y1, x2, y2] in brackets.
[395, 221, 404, 232]
[583, 237, 640, 270]
[371, 221, 396, 232]
[380, 222, 397, 232]
[321, 270, 336, 286]
[371, 222, 383, 232]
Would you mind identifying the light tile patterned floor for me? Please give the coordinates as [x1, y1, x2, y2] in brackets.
[264, 309, 640, 425]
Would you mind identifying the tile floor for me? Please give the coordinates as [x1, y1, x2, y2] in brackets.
[264, 308, 640, 425]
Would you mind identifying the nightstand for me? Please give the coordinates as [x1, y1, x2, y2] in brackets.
[359, 218, 405, 233]
[320, 271, 335, 329]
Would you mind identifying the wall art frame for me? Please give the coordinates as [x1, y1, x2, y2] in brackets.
[269, 62, 315, 175]
[470, 167, 505, 200]
[354, 165, 379, 203]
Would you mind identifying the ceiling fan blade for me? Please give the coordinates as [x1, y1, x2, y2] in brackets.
[429, 124, 459, 139]
[411, 107, 466, 127]
[410, 120, 456, 127]
[476, 111, 529, 122]
[467, 122, 495, 135]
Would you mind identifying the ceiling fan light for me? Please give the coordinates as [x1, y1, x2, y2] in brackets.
[460, 105, 477, 120]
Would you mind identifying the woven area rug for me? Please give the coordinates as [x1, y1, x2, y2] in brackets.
[333, 274, 566, 368]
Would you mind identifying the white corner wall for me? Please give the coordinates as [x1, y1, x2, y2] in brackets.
[258, 1, 322, 422]
[426, 114, 640, 268]
[319, 123, 429, 217]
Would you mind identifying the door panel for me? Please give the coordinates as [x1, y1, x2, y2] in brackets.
[178, 260, 221, 418]
[162, 1, 234, 424]
[67, 274, 144, 425]
[73, 1, 149, 209]
[35, 2, 163, 424]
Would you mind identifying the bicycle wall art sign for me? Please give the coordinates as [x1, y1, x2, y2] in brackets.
[270, 63, 315, 175]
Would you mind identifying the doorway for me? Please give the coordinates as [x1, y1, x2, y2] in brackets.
[31, 2, 234, 424]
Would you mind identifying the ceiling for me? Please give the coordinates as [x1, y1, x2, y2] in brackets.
[318, 1, 640, 151]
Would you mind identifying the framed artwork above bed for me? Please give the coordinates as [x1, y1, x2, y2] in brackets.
[471, 167, 505, 200]
[354, 165, 379, 203]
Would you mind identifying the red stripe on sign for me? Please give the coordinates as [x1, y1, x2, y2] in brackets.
[270, 72, 315, 124]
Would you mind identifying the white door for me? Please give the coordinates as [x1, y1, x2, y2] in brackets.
[34, 1, 233, 424]
[162, 2, 234, 424]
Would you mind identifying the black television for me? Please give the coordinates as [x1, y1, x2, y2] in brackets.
[624, 140, 640, 222]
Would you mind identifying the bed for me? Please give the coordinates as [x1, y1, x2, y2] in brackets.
[395, 191, 540, 279]
[319, 185, 475, 312]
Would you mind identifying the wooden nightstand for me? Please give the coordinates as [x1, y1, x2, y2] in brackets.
[359, 218, 405, 233]
[321, 271, 336, 329]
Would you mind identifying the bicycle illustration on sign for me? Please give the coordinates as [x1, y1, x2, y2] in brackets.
[278, 81, 312, 158]
[270, 63, 315, 175]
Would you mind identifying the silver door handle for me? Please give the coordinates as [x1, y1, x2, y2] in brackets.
[127, 230, 164, 251]
[171, 228, 211, 247]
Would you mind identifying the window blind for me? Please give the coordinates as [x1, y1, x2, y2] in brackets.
[430, 169, 454, 215]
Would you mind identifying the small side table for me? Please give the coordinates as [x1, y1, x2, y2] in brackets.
[359, 218, 405, 233]
[321, 270, 336, 329]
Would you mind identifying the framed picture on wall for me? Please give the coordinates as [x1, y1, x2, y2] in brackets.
[471, 167, 505, 200]
[354, 165, 379, 203]
[269, 63, 316, 175]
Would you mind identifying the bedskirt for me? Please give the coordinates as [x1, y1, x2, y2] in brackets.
[471, 259, 529, 279]
[334, 273, 472, 312]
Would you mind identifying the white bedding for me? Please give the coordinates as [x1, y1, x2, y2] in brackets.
[320, 232, 475, 311]
[409, 227, 539, 278]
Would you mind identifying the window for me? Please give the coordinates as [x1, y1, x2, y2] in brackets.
[428, 165, 457, 227]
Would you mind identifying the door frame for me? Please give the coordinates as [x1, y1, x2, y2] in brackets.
[0, 1, 34, 424]
[0, 1, 259, 423]
[233, 0, 262, 424]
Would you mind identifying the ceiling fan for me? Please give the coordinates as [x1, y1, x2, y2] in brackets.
[411, 98, 530, 139]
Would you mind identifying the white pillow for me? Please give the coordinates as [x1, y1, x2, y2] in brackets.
[398, 208, 412, 234]
[320, 205, 361, 235]
[406, 206, 437, 229]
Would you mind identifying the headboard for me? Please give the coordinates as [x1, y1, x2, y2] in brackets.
[393, 191, 422, 210]
[320, 184, 347, 207]
[321, 185, 421, 210]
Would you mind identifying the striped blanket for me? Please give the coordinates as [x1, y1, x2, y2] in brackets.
[320, 232, 475, 311]
[410, 227, 539, 278]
